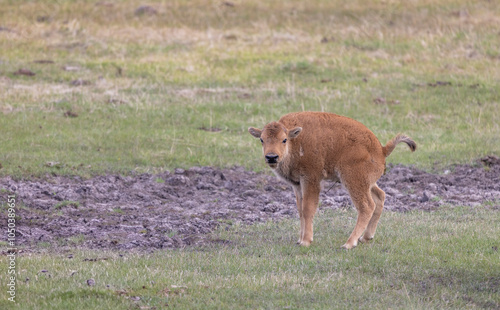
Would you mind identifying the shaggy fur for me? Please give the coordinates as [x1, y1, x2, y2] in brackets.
[249, 112, 416, 249]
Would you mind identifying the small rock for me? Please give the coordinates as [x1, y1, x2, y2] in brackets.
[419, 192, 430, 203]
[264, 185, 274, 192]
[262, 203, 279, 213]
[174, 168, 185, 175]
[166, 175, 190, 186]
[87, 278, 95, 286]
[427, 183, 437, 192]
[223, 181, 234, 190]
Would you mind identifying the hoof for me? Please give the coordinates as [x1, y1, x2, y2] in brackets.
[358, 236, 373, 244]
[341, 242, 357, 250]
[299, 240, 311, 247]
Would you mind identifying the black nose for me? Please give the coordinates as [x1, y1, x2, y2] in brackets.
[265, 154, 279, 163]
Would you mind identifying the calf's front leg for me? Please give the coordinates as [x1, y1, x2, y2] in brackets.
[292, 185, 304, 244]
[299, 179, 321, 247]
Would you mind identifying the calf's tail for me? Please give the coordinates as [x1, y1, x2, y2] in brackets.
[383, 134, 416, 158]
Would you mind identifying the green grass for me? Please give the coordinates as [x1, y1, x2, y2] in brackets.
[1, 1, 499, 309]
[1, 0, 499, 177]
[1, 206, 498, 309]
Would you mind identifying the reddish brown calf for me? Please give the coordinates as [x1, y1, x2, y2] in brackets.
[249, 112, 416, 249]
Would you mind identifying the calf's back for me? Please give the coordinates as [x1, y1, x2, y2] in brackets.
[277, 112, 385, 181]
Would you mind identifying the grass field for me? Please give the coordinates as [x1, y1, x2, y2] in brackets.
[1, 207, 499, 309]
[1, 0, 499, 176]
[1, 0, 500, 309]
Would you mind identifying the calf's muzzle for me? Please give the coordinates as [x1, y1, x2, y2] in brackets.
[265, 153, 279, 163]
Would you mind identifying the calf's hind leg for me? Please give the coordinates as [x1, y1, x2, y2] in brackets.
[359, 184, 385, 243]
[342, 180, 376, 249]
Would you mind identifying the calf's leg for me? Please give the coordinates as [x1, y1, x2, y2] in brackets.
[359, 184, 385, 243]
[342, 181, 376, 249]
[292, 185, 304, 244]
[299, 179, 321, 246]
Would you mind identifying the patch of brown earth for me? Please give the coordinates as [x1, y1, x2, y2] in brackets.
[0, 161, 499, 250]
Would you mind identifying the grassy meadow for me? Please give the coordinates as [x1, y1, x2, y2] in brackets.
[1, 0, 499, 309]
[0, 0, 499, 176]
[1, 207, 499, 309]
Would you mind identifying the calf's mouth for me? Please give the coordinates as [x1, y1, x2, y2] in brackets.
[264, 153, 279, 168]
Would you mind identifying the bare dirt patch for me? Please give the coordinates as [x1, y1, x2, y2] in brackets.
[1, 161, 499, 250]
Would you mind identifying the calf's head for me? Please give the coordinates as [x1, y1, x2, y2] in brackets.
[248, 122, 302, 168]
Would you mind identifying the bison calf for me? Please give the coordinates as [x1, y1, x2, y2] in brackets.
[249, 112, 416, 249]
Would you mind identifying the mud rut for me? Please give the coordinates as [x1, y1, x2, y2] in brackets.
[1, 160, 499, 250]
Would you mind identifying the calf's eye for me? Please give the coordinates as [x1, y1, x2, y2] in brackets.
[282, 139, 287, 143]
[260, 138, 263, 143]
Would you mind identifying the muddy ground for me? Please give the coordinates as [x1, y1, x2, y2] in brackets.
[1, 158, 500, 250]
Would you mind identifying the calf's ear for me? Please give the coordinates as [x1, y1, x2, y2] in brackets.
[248, 127, 262, 138]
[288, 127, 302, 139]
